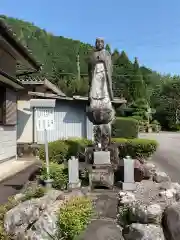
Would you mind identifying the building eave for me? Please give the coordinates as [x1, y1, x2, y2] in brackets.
[0, 69, 24, 90]
[0, 18, 41, 72]
[28, 91, 127, 104]
[20, 77, 66, 96]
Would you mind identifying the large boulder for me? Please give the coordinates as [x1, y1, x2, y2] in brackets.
[4, 190, 63, 237]
[162, 201, 180, 240]
[130, 203, 162, 224]
[26, 199, 64, 239]
[122, 223, 165, 240]
[143, 162, 156, 179]
[118, 191, 163, 226]
[115, 159, 144, 183]
[153, 171, 170, 183]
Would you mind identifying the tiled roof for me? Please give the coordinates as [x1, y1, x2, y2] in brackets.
[0, 18, 42, 71]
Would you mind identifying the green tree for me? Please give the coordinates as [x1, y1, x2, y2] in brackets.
[130, 57, 146, 101]
[105, 44, 111, 54]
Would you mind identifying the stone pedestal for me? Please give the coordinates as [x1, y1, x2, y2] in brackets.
[68, 180, 81, 190]
[89, 151, 114, 189]
[89, 165, 114, 189]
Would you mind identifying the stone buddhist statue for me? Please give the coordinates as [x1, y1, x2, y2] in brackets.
[87, 38, 115, 150]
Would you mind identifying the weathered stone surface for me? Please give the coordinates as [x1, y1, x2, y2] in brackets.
[153, 171, 170, 183]
[143, 162, 156, 179]
[162, 201, 180, 240]
[89, 166, 114, 189]
[123, 223, 165, 240]
[4, 190, 63, 237]
[118, 191, 136, 206]
[26, 199, 64, 239]
[79, 219, 124, 240]
[4, 199, 40, 236]
[131, 203, 163, 224]
[117, 192, 136, 226]
[115, 159, 144, 183]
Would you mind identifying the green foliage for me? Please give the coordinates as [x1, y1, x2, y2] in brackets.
[39, 138, 92, 164]
[112, 117, 139, 138]
[130, 58, 147, 101]
[152, 77, 180, 130]
[65, 138, 92, 159]
[57, 196, 92, 240]
[112, 138, 158, 159]
[22, 186, 46, 201]
[40, 163, 68, 190]
[39, 140, 69, 164]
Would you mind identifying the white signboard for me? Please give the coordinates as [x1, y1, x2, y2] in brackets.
[36, 108, 55, 131]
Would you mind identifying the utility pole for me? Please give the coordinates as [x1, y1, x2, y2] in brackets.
[76, 54, 81, 82]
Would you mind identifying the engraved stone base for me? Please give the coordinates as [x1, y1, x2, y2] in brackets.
[68, 180, 81, 190]
[89, 166, 114, 189]
[122, 182, 136, 191]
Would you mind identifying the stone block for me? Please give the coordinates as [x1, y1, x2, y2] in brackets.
[93, 151, 111, 165]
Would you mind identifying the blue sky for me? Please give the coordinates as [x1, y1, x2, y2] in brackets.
[1, 0, 180, 75]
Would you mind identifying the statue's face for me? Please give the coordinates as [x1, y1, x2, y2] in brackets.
[95, 39, 104, 50]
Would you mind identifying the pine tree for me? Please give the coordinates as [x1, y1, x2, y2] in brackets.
[130, 57, 146, 101]
[105, 44, 111, 54]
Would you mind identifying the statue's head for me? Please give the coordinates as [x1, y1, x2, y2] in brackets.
[95, 38, 104, 50]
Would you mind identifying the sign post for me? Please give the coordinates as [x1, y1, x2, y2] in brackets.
[36, 109, 55, 188]
[29, 99, 56, 189]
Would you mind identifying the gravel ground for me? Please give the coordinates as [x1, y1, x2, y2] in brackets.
[133, 180, 176, 209]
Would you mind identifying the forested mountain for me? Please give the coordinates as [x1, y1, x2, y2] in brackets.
[1, 15, 180, 130]
[0, 15, 157, 98]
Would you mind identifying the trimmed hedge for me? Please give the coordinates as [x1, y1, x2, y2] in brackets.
[112, 138, 158, 159]
[112, 117, 139, 139]
[40, 162, 68, 190]
[39, 138, 92, 163]
[39, 140, 69, 164]
[65, 138, 92, 159]
[57, 196, 92, 240]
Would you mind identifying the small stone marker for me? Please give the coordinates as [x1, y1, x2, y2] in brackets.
[68, 156, 81, 189]
[93, 151, 111, 165]
[122, 155, 136, 191]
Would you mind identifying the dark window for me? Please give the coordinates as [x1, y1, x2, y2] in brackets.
[0, 86, 17, 125]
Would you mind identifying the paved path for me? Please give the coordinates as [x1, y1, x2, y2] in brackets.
[0, 163, 40, 204]
[79, 189, 123, 240]
[140, 132, 180, 183]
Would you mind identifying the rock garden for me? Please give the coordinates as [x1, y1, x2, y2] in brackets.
[0, 134, 162, 240]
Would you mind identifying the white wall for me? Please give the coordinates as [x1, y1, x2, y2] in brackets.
[17, 96, 33, 143]
[34, 101, 93, 143]
[0, 125, 16, 161]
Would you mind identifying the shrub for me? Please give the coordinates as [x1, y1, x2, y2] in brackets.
[40, 162, 68, 190]
[112, 138, 158, 159]
[22, 186, 46, 201]
[39, 138, 92, 163]
[65, 138, 92, 159]
[39, 140, 69, 163]
[57, 196, 92, 240]
[112, 117, 139, 139]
